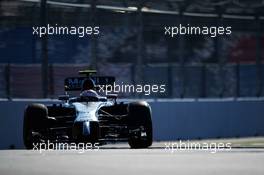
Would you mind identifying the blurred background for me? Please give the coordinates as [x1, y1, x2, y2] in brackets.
[1, 0, 264, 148]
[0, 0, 263, 99]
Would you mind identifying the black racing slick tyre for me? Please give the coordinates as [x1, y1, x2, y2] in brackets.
[23, 103, 48, 149]
[128, 101, 153, 149]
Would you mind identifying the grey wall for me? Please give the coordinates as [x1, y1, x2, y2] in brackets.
[0, 99, 263, 149]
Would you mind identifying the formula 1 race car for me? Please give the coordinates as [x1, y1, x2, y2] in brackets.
[23, 70, 152, 149]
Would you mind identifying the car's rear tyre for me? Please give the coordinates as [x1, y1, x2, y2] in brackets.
[128, 101, 153, 148]
[23, 103, 48, 149]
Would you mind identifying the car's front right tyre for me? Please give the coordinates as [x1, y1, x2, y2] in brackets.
[23, 103, 48, 149]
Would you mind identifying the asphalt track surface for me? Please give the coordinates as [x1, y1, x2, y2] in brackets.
[0, 143, 264, 175]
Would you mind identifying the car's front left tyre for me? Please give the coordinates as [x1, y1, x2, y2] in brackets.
[127, 101, 153, 149]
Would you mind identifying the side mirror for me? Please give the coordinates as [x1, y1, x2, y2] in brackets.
[107, 94, 118, 103]
[58, 95, 69, 101]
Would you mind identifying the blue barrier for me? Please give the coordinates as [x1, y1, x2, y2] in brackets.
[0, 98, 263, 149]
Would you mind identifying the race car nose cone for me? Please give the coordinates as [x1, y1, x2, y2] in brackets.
[72, 121, 100, 142]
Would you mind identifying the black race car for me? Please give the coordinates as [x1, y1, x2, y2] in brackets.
[23, 70, 152, 149]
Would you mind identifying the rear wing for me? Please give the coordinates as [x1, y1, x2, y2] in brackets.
[64, 76, 115, 91]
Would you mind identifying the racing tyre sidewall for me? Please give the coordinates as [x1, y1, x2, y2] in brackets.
[23, 103, 48, 149]
[127, 101, 153, 148]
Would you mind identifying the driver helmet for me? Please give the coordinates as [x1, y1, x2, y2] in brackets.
[82, 78, 95, 91]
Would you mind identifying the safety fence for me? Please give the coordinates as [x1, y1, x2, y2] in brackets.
[0, 63, 263, 99]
